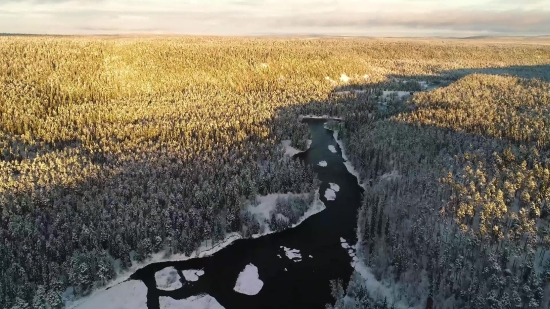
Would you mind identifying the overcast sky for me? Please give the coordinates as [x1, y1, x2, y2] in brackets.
[0, 0, 549, 36]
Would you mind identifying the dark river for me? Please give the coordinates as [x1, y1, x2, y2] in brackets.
[130, 119, 364, 309]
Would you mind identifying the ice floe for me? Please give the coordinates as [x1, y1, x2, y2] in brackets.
[233, 264, 264, 296]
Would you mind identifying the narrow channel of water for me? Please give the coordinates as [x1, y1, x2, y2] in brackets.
[130, 119, 364, 309]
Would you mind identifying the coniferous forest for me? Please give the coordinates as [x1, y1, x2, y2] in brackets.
[1, 37, 550, 308]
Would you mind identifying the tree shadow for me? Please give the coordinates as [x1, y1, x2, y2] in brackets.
[332, 64, 550, 94]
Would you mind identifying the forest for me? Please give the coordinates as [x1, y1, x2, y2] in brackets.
[0, 36, 550, 309]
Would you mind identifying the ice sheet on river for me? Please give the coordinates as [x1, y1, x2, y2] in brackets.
[155, 266, 182, 291]
[182, 269, 205, 282]
[233, 263, 264, 295]
[159, 295, 225, 309]
[324, 188, 336, 201]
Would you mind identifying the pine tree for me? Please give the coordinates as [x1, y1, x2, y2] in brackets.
[384, 216, 390, 241]
[510, 290, 522, 309]
[45, 288, 63, 309]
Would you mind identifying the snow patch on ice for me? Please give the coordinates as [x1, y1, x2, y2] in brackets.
[318, 161, 327, 167]
[155, 267, 182, 291]
[324, 188, 336, 201]
[281, 246, 302, 261]
[159, 295, 225, 309]
[71, 280, 148, 309]
[329, 183, 340, 192]
[233, 264, 264, 295]
[328, 145, 337, 153]
[182, 269, 205, 282]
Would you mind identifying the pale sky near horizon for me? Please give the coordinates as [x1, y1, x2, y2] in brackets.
[0, 0, 549, 36]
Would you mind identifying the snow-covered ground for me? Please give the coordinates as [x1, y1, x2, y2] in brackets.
[291, 191, 325, 227]
[318, 161, 327, 167]
[182, 269, 205, 282]
[233, 264, 264, 295]
[155, 267, 182, 291]
[281, 140, 312, 156]
[328, 145, 337, 153]
[159, 295, 225, 309]
[281, 246, 302, 262]
[281, 140, 304, 156]
[71, 280, 148, 309]
[248, 193, 310, 237]
[324, 188, 336, 201]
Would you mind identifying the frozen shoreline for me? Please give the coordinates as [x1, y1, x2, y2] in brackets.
[69, 189, 325, 308]
[298, 115, 344, 121]
[66, 232, 242, 308]
[332, 130, 367, 190]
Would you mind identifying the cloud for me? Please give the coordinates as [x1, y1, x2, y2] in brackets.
[0, 0, 548, 36]
[273, 10, 550, 33]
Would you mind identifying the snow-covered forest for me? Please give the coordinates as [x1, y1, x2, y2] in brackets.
[0, 36, 550, 309]
[327, 74, 550, 308]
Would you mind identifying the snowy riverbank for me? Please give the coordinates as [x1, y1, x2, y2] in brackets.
[68, 190, 325, 309]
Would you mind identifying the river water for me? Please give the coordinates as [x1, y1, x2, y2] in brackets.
[130, 119, 364, 309]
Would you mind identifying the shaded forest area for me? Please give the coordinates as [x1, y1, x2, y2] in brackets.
[0, 37, 550, 309]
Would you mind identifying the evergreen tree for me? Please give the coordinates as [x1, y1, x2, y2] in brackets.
[377, 204, 384, 237]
